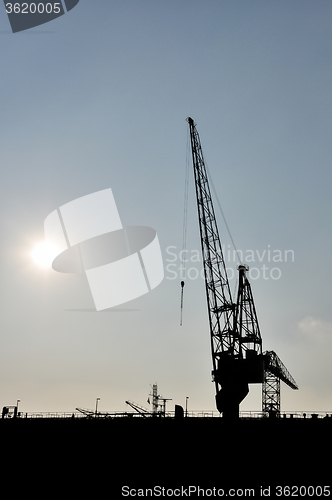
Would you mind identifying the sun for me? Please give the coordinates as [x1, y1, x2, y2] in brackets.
[30, 241, 58, 269]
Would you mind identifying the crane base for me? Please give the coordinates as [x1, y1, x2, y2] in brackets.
[215, 382, 249, 418]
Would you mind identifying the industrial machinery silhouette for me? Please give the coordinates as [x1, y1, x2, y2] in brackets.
[126, 383, 172, 417]
[76, 384, 171, 419]
[263, 350, 298, 416]
[186, 117, 298, 418]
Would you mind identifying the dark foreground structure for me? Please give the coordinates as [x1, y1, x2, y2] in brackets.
[2, 416, 330, 496]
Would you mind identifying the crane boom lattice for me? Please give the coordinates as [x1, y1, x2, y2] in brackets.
[187, 117, 235, 367]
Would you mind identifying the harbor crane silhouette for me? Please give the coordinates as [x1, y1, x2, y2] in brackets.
[186, 117, 298, 418]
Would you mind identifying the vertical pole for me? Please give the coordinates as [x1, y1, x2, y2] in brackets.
[95, 397, 100, 418]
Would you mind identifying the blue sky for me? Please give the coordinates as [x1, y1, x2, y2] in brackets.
[0, 0, 331, 414]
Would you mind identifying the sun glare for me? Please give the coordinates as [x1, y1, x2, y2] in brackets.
[30, 241, 58, 269]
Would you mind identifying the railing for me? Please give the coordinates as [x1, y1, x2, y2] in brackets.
[18, 412, 86, 419]
[3, 410, 332, 420]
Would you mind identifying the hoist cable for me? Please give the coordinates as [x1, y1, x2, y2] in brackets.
[180, 129, 190, 325]
[205, 162, 243, 266]
[182, 129, 190, 277]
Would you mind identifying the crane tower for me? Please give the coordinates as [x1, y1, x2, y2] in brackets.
[186, 117, 297, 418]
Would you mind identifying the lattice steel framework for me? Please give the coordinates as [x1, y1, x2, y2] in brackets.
[262, 351, 298, 417]
[262, 370, 280, 416]
[235, 265, 262, 356]
[187, 117, 236, 371]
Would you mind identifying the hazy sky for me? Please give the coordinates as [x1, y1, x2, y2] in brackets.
[1, 0, 331, 415]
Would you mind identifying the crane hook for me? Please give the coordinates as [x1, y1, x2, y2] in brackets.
[180, 281, 185, 326]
